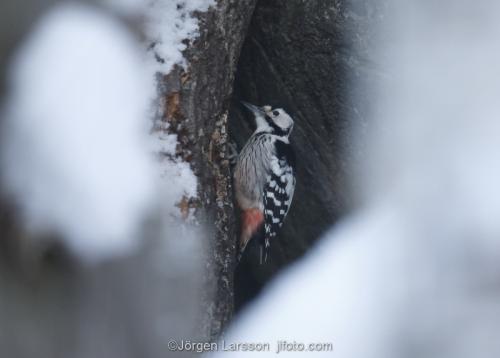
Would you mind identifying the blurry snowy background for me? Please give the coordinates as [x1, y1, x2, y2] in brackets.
[1, 0, 500, 357]
[1, 0, 213, 262]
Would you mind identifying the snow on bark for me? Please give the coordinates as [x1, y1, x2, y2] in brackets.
[106, 0, 216, 74]
[145, 0, 215, 74]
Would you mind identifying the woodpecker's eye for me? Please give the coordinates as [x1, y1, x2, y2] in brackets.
[272, 110, 280, 116]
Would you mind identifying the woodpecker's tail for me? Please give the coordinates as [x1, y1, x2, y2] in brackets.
[237, 226, 265, 264]
[237, 245, 247, 263]
[238, 230, 268, 264]
[259, 237, 270, 264]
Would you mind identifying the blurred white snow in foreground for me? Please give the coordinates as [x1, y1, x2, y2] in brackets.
[0, 0, 211, 262]
[219, 1, 500, 357]
[1, 3, 155, 261]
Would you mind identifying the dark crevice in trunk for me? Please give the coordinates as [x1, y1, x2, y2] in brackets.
[230, 0, 382, 313]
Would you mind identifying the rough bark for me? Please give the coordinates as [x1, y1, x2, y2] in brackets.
[157, 0, 257, 339]
[231, 0, 384, 309]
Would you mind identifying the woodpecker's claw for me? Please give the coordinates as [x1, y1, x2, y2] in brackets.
[228, 140, 238, 166]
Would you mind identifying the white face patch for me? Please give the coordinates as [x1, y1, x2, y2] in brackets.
[266, 108, 294, 132]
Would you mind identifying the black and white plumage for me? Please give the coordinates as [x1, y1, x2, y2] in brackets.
[234, 101, 296, 263]
[263, 140, 296, 254]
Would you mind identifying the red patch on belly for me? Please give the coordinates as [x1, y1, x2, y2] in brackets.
[243, 208, 264, 233]
[240, 208, 264, 248]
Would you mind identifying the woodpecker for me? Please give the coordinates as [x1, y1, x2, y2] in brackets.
[234, 101, 296, 263]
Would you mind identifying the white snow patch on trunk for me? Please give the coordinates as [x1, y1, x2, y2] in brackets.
[105, 0, 215, 74]
[145, 0, 215, 74]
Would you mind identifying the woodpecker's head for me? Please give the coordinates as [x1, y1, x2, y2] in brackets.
[241, 101, 294, 137]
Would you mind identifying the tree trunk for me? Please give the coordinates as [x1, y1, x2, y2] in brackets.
[156, 0, 257, 340]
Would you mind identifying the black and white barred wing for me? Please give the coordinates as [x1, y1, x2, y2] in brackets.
[262, 154, 296, 262]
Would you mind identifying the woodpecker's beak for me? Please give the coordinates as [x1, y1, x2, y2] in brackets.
[240, 101, 265, 116]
